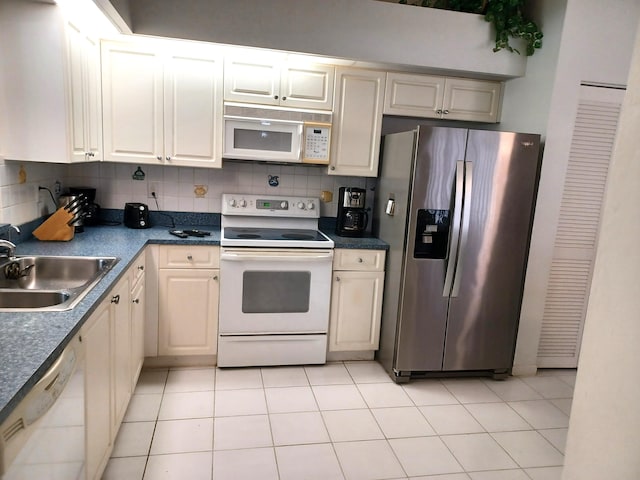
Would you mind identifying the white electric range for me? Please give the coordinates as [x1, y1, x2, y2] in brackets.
[218, 194, 334, 367]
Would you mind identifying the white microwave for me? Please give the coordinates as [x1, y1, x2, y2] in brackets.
[223, 103, 332, 164]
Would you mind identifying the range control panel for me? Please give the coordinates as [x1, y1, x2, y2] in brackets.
[222, 194, 320, 218]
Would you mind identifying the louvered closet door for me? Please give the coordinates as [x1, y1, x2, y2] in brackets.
[537, 85, 624, 368]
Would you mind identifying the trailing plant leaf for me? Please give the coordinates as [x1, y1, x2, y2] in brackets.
[398, 0, 543, 56]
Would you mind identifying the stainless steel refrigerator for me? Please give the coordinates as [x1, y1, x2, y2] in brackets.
[374, 126, 540, 382]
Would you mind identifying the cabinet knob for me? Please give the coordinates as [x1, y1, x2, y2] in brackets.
[282, 96, 287, 101]
[330, 166, 335, 171]
[187, 255, 193, 261]
[336, 276, 341, 282]
[357, 257, 363, 263]
[213, 275, 218, 281]
[138, 265, 144, 271]
[274, 95, 279, 100]
[443, 109, 449, 115]
[132, 298, 140, 304]
[436, 109, 443, 115]
[111, 294, 120, 304]
[157, 156, 162, 161]
[166, 156, 171, 161]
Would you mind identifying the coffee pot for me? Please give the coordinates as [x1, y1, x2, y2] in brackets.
[336, 187, 369, 237]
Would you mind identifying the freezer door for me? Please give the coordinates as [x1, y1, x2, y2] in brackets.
[394, 126, 468, 372]
[444, 130, 540, 371]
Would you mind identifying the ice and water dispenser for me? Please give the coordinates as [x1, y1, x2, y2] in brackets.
[414, 209, 450, 259]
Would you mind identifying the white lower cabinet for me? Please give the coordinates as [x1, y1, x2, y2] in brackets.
[82, 256, 146, 480]
[158, 246, 220, 356]
[329, 249, 386, 352]
[130, 253, 146, 390]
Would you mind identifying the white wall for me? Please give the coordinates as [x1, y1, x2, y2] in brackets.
[512, 0, 640, 375]
[124, 0, 526, 78]
[561, 18, 640, 480]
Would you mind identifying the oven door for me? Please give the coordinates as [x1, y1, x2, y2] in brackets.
[219, 248, 333, 334]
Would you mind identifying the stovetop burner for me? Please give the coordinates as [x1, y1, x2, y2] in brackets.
[224, 227, 329, 243]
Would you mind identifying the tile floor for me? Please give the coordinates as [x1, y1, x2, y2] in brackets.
[101, 362, 575, 480]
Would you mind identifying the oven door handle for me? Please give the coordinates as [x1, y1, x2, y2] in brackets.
[221, 252, 333, 262]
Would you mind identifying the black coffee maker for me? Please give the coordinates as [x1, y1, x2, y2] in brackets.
[336, 187, 368, 237]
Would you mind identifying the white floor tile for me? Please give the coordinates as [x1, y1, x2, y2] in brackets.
[312, 384, 367, 410]
[508, 400, 569, 429]
[214, 389, 267, 417]
[525, 466, 564, 480]
[261, 366, 309, 387]
[333, 440, 405, 480]
[492, 431, 565, 468]
[111, 421, 155, 458]
[482, 377, 543, 402]
[468, 470, 530, 480]
[164, 368, 215, 393]
[212, 448, 278, 480]
[550, 398, 573, 416]
[149, 418, 213, 455]
[464, 402, 532, 432]
[389, 436, 464, 477]
[322, 409, 384, 442]
[409, 474, 470, 480]
[520, 376, 574, 399]
[158, 391, 214, 420]
[102, 456, 146, 480]
[134, 369, 168, 395]
[344, 361, 393, 383]
[144, 451, 212, 480]
[357, 382, 414, 408]
[215, 367, 263, 390]
[264, 386, 318, 413]
[270, 411, 330, 445]
[124, 394, 163, 422]
[371, 406, 436, 438]
[276, 443, 345, 480]
[402, 380, 459, 406]
[213, 415, 272, 450]
[441, 433, 517, 472]
[419, 405, 485, 435]
[442, 379, 503, 404]
[538, 428, 568, 454]
[557, 373, 577, 387]
[305, 363, 353, 385]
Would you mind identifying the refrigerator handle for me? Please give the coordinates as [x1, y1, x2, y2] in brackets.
[452, 160, 473, 297]
[443, 160, 465, 296]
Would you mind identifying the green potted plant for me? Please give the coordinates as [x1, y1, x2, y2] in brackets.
[398, 0, 543, 56]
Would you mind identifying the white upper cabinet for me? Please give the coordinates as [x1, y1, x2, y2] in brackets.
[384, 72, 503, 123]
[329, 68, 385, 177]
[224, 57, 335, 110]
[102, 39, 223, 168]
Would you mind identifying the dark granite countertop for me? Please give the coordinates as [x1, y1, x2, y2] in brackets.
[0, 223, 387, 423]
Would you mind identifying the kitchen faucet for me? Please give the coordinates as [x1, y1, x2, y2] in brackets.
[0, 239, 17, 258]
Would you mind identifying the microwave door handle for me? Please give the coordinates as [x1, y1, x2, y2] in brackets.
[443, 160, 464, 297]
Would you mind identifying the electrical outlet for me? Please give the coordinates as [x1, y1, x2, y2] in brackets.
[148, 182, 161, 198]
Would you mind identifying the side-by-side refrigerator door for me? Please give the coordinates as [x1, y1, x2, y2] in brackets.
[443, 130, 540, 371]
[394, 126, 468, 373]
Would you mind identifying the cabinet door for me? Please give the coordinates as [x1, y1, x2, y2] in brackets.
[383, 72, 443, 118]
[158, 269, 219, 356]
[83, 302, 111, 480]
[102, 41, 164, 164]
[329, 271, 385, 351]
[164, 51, 223, 168]
[223, 58, 280, 105]
[67, 21, 88, 163]
[130, 277, 145, 389]
[442, 77, 502, 123]
[329, 68, 385, 177]
[84, 33, 102, 160]
[110, 276, 131, 430]
[280, 64, 335, 110]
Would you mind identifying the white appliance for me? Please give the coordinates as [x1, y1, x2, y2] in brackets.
[218, 193, 334, 367]
[223, 103, 332, 164]
[0, 335, 85, 480]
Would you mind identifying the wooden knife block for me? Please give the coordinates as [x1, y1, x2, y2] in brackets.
[33, 207, 75, 241]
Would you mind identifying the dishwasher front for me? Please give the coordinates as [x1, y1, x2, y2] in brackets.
[0, 334, 85, 480]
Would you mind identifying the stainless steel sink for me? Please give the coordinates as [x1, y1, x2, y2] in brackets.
[0, 255, 119, 311]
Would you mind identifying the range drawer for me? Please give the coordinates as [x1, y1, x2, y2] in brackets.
[333, 249, 385, 271]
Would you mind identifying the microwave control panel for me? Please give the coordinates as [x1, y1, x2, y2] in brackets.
[302, 122, 331, 164]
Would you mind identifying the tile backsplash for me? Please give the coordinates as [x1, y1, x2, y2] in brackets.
[0, 159, 376, 225]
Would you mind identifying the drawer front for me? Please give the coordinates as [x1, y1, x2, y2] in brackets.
[333, 249, 385, 271]
[130, 252, 146, 286]
[159, 245, 220, 268]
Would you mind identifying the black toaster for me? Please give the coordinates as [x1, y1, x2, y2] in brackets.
[124, 203, 150, 229]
